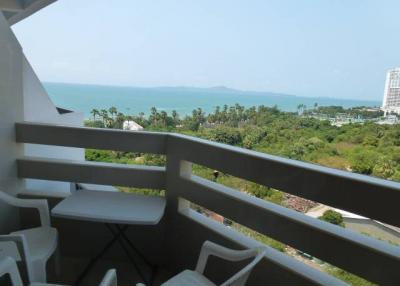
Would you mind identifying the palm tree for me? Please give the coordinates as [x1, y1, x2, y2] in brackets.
[115, 112, 125, 129]
[172, 110, 179, 124]
[150, 107, 158, 125]
[160, 111, 168, 126]
[100, 109, 108, 126]
[90, 109, 99, 121]
[109, 106, 118, 119]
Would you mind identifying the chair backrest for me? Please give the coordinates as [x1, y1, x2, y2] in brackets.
[0, 190, 50, 227]
[0, 234, 35, 283]
[195, 241, 266, 286]
[0, 190, 19, 206]
[221, 248, 266, 286]
[99, 269, 118, 286]
[0, 256, 23, 286]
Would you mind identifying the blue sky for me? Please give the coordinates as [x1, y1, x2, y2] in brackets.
[12, 0, 400, 100]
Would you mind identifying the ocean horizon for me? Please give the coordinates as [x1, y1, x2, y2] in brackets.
[44, 82, 381, 119]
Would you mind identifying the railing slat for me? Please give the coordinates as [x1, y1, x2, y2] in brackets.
[16, 122, 167, 154]
[170, 134, 400, 227]
[178, 175, 400, 286]
[17, 157, 166, 189]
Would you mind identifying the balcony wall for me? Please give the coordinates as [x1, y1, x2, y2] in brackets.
[14, 122, 400, 285]
[0, 12, 24, 233]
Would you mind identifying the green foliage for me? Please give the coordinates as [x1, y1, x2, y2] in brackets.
[206, 126, 242, 145]
[233, 224, 286, 252]
[327, 267, 376, 286]
[245, 182, 284, 204]
[349, 148, 378, 175]
[319, 210, 344, 227]
[372, 157, 396, 179]
[242, 127, 267, 149]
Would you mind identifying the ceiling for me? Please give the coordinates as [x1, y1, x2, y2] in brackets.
[0, 0, 56, 25]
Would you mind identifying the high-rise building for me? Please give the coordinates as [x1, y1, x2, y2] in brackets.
[382, 67, 400, 114]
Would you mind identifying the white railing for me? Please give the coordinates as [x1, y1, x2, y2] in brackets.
[15, 122, 400, 285]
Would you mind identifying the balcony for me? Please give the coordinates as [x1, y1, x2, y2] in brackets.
[7, 121, 399, 285]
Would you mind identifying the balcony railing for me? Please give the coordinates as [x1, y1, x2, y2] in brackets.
[15, 122, 400, 285]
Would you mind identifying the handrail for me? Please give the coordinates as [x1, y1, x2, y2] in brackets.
[18, 156, 166, 189]
[16, 122, 167, 154]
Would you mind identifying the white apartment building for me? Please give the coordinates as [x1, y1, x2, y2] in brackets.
[382, 67, 400, 114]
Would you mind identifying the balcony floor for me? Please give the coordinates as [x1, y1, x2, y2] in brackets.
[47, 256, 172, 286]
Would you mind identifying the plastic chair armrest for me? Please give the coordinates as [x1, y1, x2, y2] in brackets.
[195, 241, 263, 274]
[0, 234, 34, 282]
[99, 269, 118, 286]
[0, 192, 50, 227]
[0, 256, 24, 286]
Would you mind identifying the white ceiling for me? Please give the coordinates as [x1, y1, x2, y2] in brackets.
[0, 0, 56, 25]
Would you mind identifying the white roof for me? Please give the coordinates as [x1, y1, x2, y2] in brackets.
[123, 120, 143, 130]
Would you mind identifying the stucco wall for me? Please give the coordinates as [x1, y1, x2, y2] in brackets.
[0, 12, 24, 232]
[22, 56, 84, 196]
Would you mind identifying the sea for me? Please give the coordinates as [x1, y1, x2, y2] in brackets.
[44, 82, 381, 119]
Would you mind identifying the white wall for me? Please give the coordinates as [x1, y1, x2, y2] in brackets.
[0, 12, 24, 232]
[22, 56, 84, 196]
[0, 10, 84, 208]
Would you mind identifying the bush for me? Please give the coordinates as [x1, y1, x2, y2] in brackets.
[349, 149, 378, 175]
[207, 126, 242, 145]
[319, 210, 344, 227]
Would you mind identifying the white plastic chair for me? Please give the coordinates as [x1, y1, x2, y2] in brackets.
[0, 191, 59, 284]
[0, 256, 23, 286]
[159, 241, 266, 286]
[0, 256, 118, 286]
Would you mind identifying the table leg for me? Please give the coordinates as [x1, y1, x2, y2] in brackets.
[106, 224, 149, 285]
[115, 225, 157, 286]
[74, 224, 157, 286]
[74, 227, 124, 285]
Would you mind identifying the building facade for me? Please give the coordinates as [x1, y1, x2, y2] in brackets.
[382, 67, 400, 114]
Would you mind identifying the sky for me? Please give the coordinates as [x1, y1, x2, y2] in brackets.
[11, 0, 400, 101]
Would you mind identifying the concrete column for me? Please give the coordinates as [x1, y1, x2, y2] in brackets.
[0, 12, 24, 232]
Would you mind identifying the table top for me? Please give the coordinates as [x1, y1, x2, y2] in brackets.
[51, 190, 166, 225]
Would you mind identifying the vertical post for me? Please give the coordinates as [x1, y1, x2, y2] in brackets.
[162, 135, 194, 270]
[0, 13, 24, 232]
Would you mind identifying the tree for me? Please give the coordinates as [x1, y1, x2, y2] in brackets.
[100, 109, 109, 126]
[372, 157, 396, 179]
[350, 149, 378, 175]
[172, 110, 179, 125]
[319, 210, 344, 227]
[297, 104, 305, 115]
[109, 106, 118, 119]
[90, 109, 99, 121]
[115, 112, 126, 129]
[149, 107, 158, 125]
[207, 126, 242, 145]
[160, 111, 168, 126]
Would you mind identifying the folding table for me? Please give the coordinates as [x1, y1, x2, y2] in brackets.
[51, 190, 166, 285]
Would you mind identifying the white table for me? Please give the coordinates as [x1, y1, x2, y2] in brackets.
[52, 190, 166, 285]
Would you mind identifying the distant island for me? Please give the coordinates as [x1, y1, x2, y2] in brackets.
[153, 85, 296, 97]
